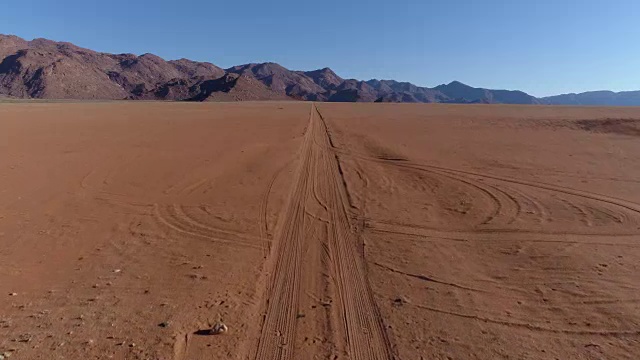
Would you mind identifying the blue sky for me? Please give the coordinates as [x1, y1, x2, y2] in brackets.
[2, 0, 638, 96]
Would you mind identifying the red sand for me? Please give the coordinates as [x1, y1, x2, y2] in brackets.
[1, 102, 639, 359]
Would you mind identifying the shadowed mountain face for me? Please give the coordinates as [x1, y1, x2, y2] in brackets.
[1, 34, 638, 104]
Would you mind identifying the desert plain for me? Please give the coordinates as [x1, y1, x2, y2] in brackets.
[1, 101, 640, 360]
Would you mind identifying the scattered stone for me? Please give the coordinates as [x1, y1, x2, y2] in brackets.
[16, 333, 32, 343]
[8, 293, 17, 297]
[129, 343, 136, 348]
[187, 273, 207, 280]
[158, 321, 170, 328]
[113, 269, 122, 273]
[209, 322, 228, 335]
[296, 313, 305, 319]
[393, 296, 409, 306]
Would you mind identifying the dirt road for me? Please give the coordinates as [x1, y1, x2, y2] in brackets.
[251, 104, 393, 359]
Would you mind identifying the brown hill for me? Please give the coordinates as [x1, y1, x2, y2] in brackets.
[131, 72, 287, 102]
[0, 35, 228, 100]
[226, 62, 327, 100]
[303, 67, 344, 89]
[199, 73, 289, 102]
[0, 47, 128, 99]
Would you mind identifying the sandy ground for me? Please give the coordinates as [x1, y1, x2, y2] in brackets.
[1, 102, 639, 359]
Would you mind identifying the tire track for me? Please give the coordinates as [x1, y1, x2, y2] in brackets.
[252, 104, 393, 360]
[411, 303, 640, 336]
[259, 160, 293, 245]
[171, 205, 264, 242]
[152, 204, 264, 250]
[341, 148, 640, 234]
[366, 220, 640, 246]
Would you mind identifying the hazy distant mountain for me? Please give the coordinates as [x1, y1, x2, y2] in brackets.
[1, 34, 638, 105]
[434, 81, 540, 104]
[541, 91, 640, 106]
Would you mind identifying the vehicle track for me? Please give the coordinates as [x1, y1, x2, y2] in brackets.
[338, 147, 640, 235]
[152, 204, 265, 250]
[252, 104, 393, 360]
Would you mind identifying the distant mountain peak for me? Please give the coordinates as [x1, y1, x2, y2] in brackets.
[318, 67, 335, 73]
[439, 80, 470, 88]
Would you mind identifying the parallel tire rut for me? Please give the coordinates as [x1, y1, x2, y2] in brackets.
[252, 104, 393, 360]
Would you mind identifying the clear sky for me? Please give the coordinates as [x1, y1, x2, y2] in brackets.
[2, 0, 639, 97]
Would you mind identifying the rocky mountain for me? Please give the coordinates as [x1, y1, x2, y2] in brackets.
[1, 34, 639, 105]
[134, 73, 287, 102]
[0, 34, 228, 100]
[226, 62, 327, 100]
[368, 80, 449, 103]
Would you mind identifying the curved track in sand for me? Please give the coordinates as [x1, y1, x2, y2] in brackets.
[336, 148, 640, 237]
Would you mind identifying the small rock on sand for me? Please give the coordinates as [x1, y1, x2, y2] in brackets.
[209, 322, 228, 335]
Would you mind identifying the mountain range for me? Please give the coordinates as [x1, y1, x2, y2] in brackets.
[1, 34, 639, 105]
